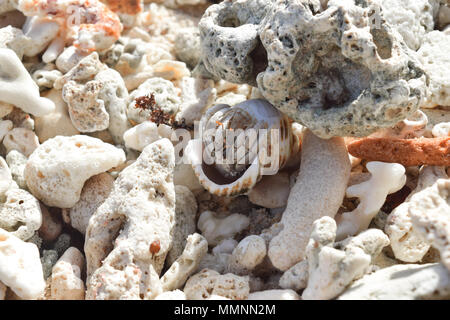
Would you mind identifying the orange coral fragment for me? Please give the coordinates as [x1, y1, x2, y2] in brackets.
[347, 137, 450, 167]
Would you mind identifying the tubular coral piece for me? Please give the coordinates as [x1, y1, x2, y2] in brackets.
[347, 137, 450, 167]
[268, 129, 351, 271]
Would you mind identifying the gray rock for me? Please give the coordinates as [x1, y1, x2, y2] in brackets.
[40, 249, 58, 280]
[198, 0, 427, 138]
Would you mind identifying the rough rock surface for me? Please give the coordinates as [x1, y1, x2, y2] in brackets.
[199, 0, 427, 138]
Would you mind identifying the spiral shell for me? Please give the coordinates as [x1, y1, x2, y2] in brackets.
[185, 99, 300, 197]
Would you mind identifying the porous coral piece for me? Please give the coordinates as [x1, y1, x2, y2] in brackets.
[167, 185, 198, 265]
[85, 139, 175, 300]
[409, 174, 450, 270]
[417, 30, 450, 108]
[338, 263, 450, 300]
[199, 0, 427, 138]
[347, 137, 450, 166]
[24, 135, 126, 208]
[127, 77, 181, 124]
[56, 53, 130, 143]
[34, 89, 80, 143]
[386, 166, 447, 263]
[228, 235, 266, 271]
[154, 289, 186, 300]
[0, 228, 45, 299]
[381, 0, 436, 50]
[302, 217, 389, 300]
[268, 129, 350, 271]
[3, 127, 39, 157]
[0, 188, 42, 241]
[50, 247, 85, 300]
[65, 173, 114, 235]
[161, 233, 208, 291]
[198, 0, 274, 85]
[184, 268, 250, 300]
[0, 48, 55, 116]
[197, 210, 250, 246]
[335, 161, 406, 240]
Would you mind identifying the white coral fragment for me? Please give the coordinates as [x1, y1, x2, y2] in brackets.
[24, 135, 126, 208]
[302, 217, 390, 300]
[336, 161, 406, 240]
[184, 268, 249, 300]
[85, 139, 175, 300]
[0, 228, 45, 300]
[161, 233, 208, 292]
[386, 166, 448, 263]
[0, 48, 55, 116]
[50, 247, 85, 300]
[197, 211, 250, 246]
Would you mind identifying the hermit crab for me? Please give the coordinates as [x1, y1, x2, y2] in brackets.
[185, 99, 301, 197]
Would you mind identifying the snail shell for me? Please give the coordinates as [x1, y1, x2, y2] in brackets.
[185, 99, 300, 197]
